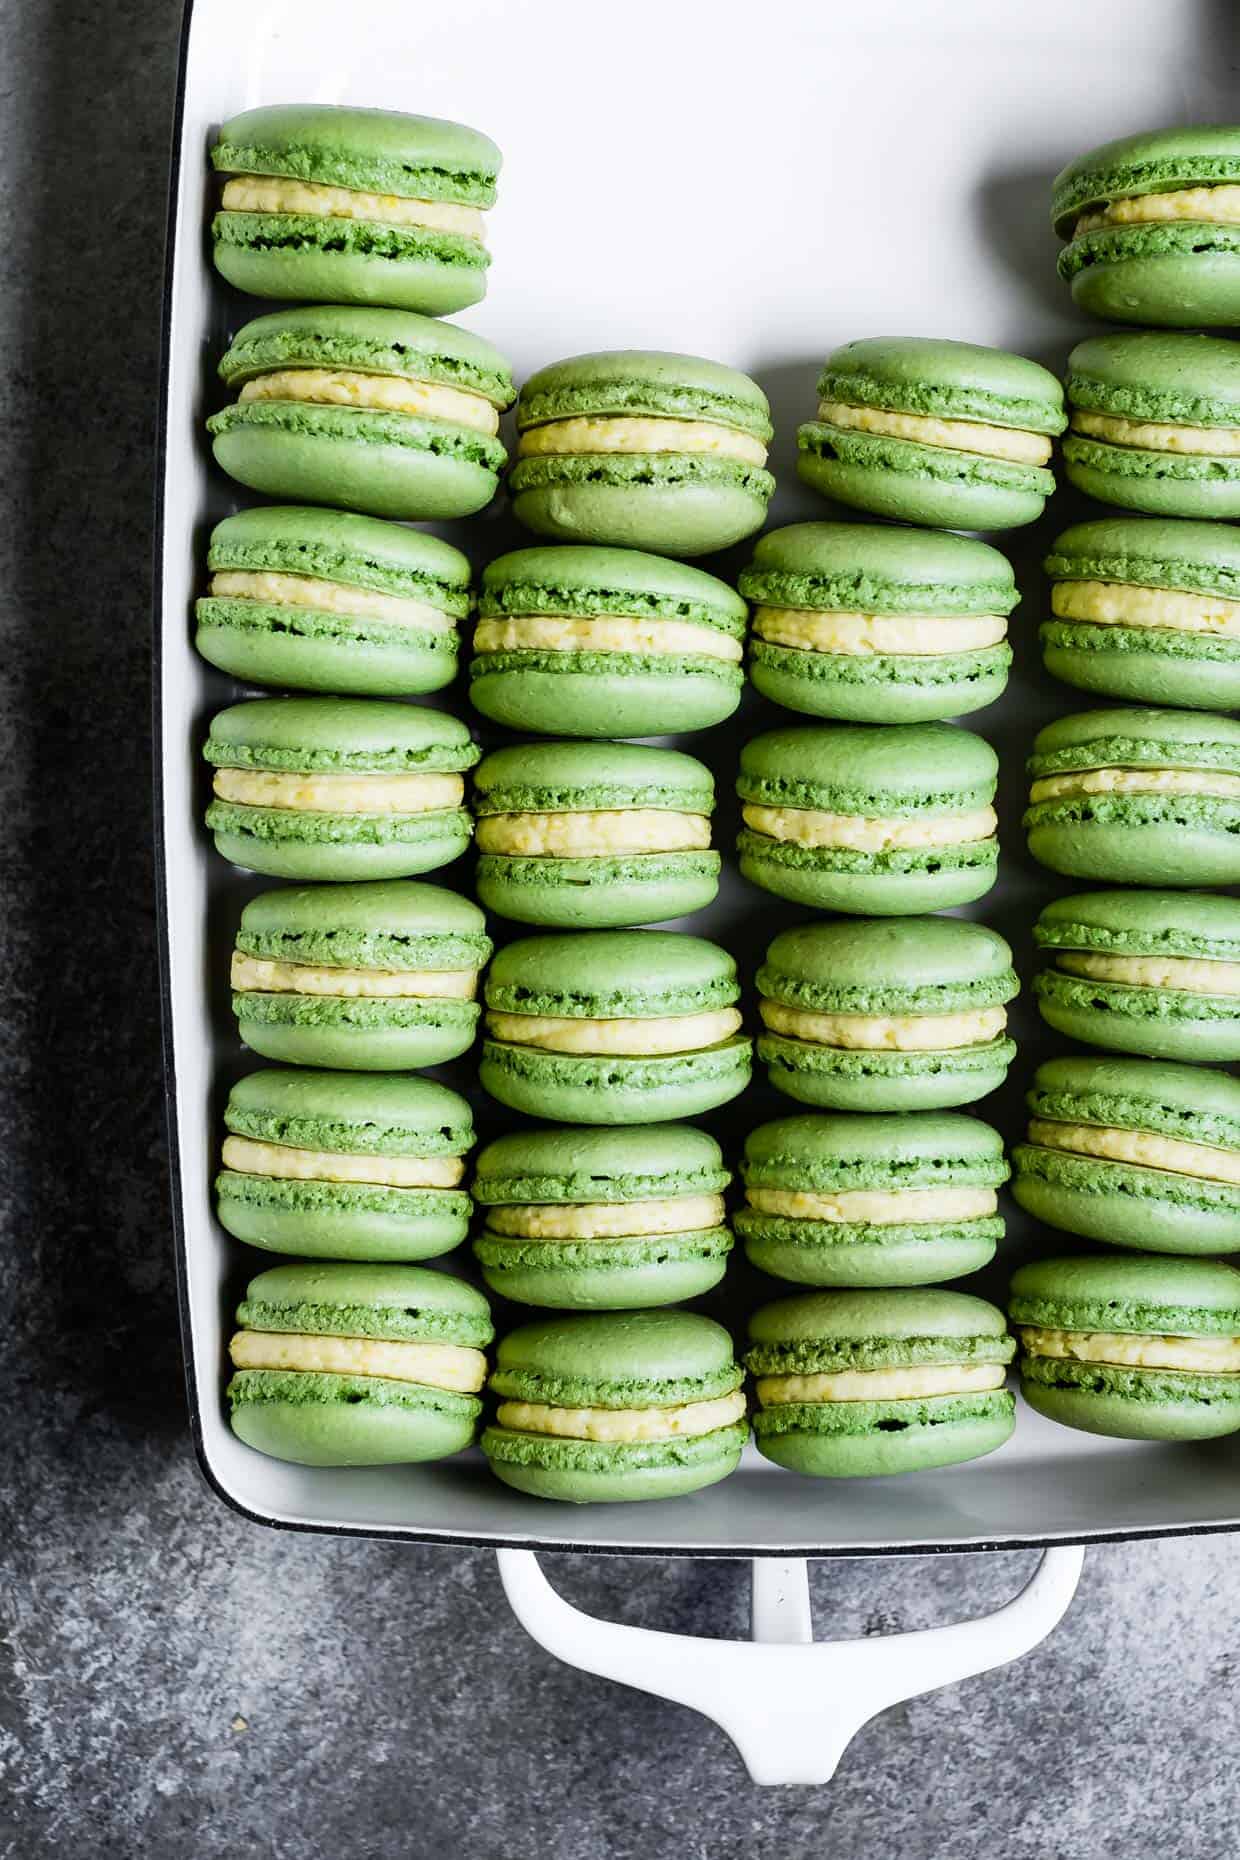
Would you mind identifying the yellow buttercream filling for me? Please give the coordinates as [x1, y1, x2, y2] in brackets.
[1055, 951, 1240, 997]
[220, 175, 486, 241]
[230, 1330, 486, 1390]
[1076, 184, 1240, 233]
[471, 614, 743, 662]
[1051, 581, 1240, 636]
[221, 1135, 463, 1189]
[517, 416, 767, 466]
[759, 1000, 1006, 1051]
[745, 1185, 997, 1225]
[485, 1007, 741, 1056]
[1018, 1327, 1240, 1371]
[230, 951, 478, 999]
[1071, 410, 1240, 456]
[756, 1362, 1006, 1405]
[752, 606, 1008, 656]
[238, 369, 500, 434]
[742, 802, 996, 852]
[816, 400, 1053, 466]
[1029, 767, 1240, 803]
[1026, 1118, 1240, 1185]
[211, 769, 465, 813]
[475, 810, 711, 858]
[495, 1389, 746, 1442]
[485, 1193, 727, 1240]
[209, 569, 455, 631]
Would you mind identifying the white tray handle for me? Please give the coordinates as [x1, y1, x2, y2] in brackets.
[497, 1545, 1084, 1785]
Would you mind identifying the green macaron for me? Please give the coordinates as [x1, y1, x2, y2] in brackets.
[1062, 334, 1240, 521]
[1042, 515, 1240, 710]
[797, 338, 1065, 531]
[1053, 126, 1240, 326]
[737, 722, 999, 914]
[740, 523, 1016, 723]
[1024, 706, 1240, 887]
[1034, 889, 1240, 1063]
[217, 1069, 474, 1260]
[470, 545, 746, 736]
[227, 1262, 493, 1466]
[737, 1113, 1008, 1288]
[229, 880, 490, 1068]
[1011, 1055, 1240, 1256]
[509, 351, 775, 556]
[746, 1289, 1015, 1478]
[211, 104, 498, 314]
[472, 1124, 733, 1308]
[755, 916, 1018, 1111]
[207, 306, 513, 520]
[480, 929, 751, 1124]
[1010, 1254, 1240, 1442]
[204, 698, 479, 881]
[481, 1310, 747, 1502]
[196, 506, 472, 696]
[473, 741, 719, 928]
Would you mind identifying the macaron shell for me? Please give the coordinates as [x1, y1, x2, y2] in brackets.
[737, 835, 998, 915]
[1011, 1147, 1240, 1255]
[469, 658, 742, 737]
[1062, 437, 1240, 520]
[738, 1214, 1001, 1287]
[481, 1424, 747, 1503]
[796, 431, 1050, 531]
[1062, 233, 1240, 329]
[508, 463, 772, 557]
[474, 1229, 732, 1309]
[209, 810, 473, 882]
[1020, 1368, 1240, 1442]
[230, 1372, 480, 1465]
[1040, 622, 1240, 712]
[1033, 968, 1240, 1064]
[757, 1029, 1015, 1111]
[753, 1394, 1014, 1477]
[1024, 802, 1240, 887]
[196, 599, 458, 697]
[218, 1175, 471, 1260]
[212, 232, 487, 317]
[475, 851, 721, 928]
[479, 1037, 753, 1125]
[233, 994, 480, 1069]
[749, 638, 1011, 724]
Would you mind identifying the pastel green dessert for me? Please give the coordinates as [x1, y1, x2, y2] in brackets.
[211, 103, 498, 314]
[509, 351, 774, 555]
[740, 523, 1016, 723]
[207, 306, 513, 520]
[737, 722, 999, 914]
[1010, 1254, 1240, 1442]
[480, 930, 751, 1124]
[1011, 1055, 1240, 1256]
[1053, 126, 1240, 326]
[1024, 706, 1240, 887]
[797, 337, 1065, 531]
[746, 1289, 1015, 1478]
[1062, 334, 1240, 521]
[217, 1070, 473, 1260]
[470, 545, 746, 736]
[203, 698, 479, 881]
[755, 917, 1017, 1111]
[481, 1310, 747, 1502]
[229, 880, 490, 1067]
[1042, 514, 1240, 710]
[472, 1124, 732, 1308]
[736, 1113, 1008, 1288]
[227, 1262, 493, 1465]
[195, 506, 471, 696]
[1034, 889, 1240, 1063]
[473, 741, 719, 928]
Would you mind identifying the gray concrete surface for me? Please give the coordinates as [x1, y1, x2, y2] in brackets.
[2, 1, 1239, 1853]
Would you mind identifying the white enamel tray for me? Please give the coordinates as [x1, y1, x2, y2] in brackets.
[157, 0, 1240, 1780]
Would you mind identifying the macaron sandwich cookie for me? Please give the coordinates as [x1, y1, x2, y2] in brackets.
[481, 1311, 747, 1502]
[736, 1114, 1008, 1289]
[1062, 334, 1240, 521]
[469, 546, 746, 736]
[227, 1263, 492, 1466]
[1012, 1056, 1240, 1256]
[217, 1070, 473, 1261]
[797, 337, 1065, 531]
[1010, 1255, 1240, 1442]
[1023, 707, 1240, 887]
[740, 523, 1016, 724]
[737, 722, 999, 914]
[1053, 126, 1240, 327]
[473, 741, 719, 928]
[1034, 890, 1240, 1064]
[204, 699, 478, 881]
[211, 104, 498, 315]
[196, 506, 472, 697]
[508, 351, 775, 556]
[480, 930, 751, 1124]
[745, 1289, 1015, 1477]
[472, 1124, 733, 1308]
[1042, 516, 1240, 711]
[229, 881, 490, 1068]
[755, 917, 1018, 1111]
[207, 306, 513, 520]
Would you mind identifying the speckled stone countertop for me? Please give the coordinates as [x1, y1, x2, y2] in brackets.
[3, 3, 1240, 1853]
